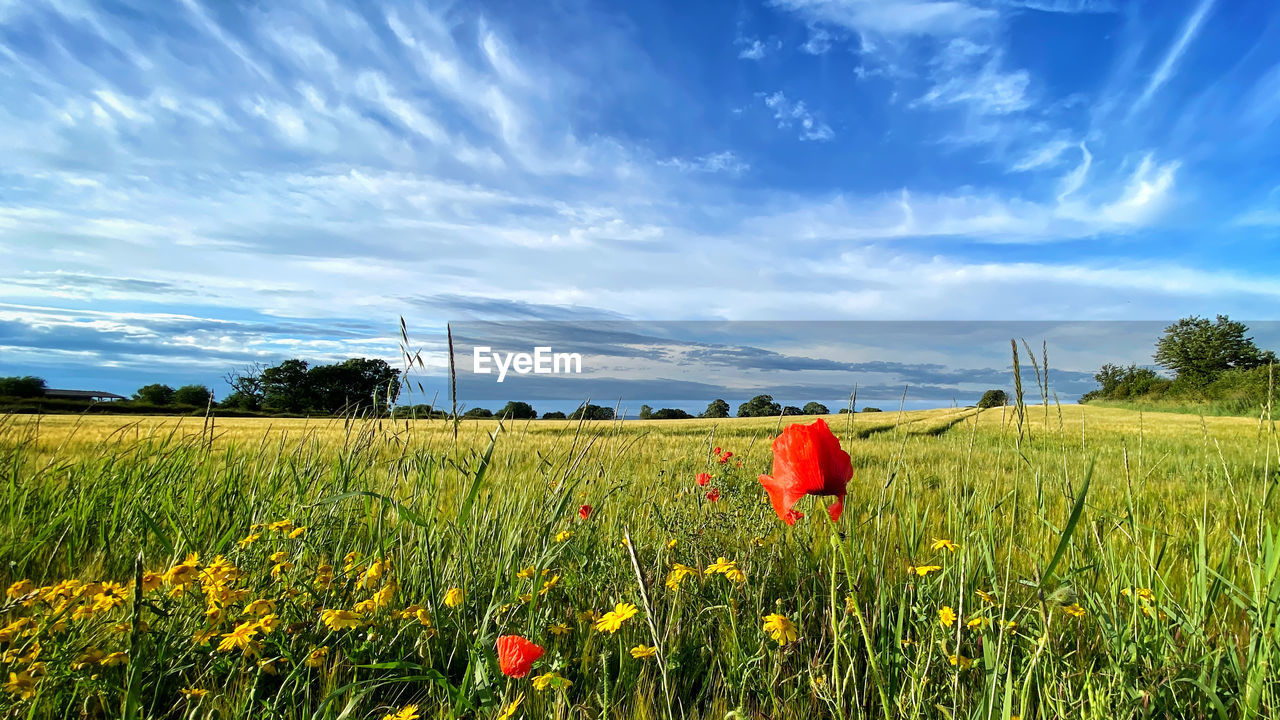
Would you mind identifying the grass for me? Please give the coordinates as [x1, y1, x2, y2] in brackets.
[0, 403, 1277, 719]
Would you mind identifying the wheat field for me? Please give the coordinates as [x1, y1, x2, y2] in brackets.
[0, 403, 1276, 719]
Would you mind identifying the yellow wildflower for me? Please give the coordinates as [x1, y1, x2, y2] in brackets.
[908, 565, 942, 576]
[762, 613, 798, 645]
[516, 566, 536, 579]
[257, 657, 279, 675]
[6, 580, 34, 600]
[930, 538, 960, 553]
[549, 622, 571, 636]
[630, 644, 658, 658]
[554, 530, 573, 542]
[237, 533, 260, 549]
[666, 563, 698, 591]
[594, 603, 639, 633]
[180, 687, 209, 698]
[217, 621, 258, 653]
[321, 609, 363, 631]
[532, 671, 572, 691]
[967, 616, 991, 631]
[101, 651, 128, 667]
[976, 589, 997, 605]
[267, 519, 294, 533]
[288, 526, 307, 539]
[949, 654, 974, 669]
[4, 670, 36, 699]
[1063, 603, 1086, 618]
[444, 587, 464, 608]
[71, 649, 104, 670]
[243, 598, 276, 617]
[305, 646, 329, 667]
[495, 692, 524, 720]
[383, 705, 420, 720]
[939, 606, 957, 627]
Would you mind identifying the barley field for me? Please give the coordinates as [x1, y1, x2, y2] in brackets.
[0, 404, 1277, 719]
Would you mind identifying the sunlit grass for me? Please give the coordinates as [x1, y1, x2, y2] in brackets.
[0, 403, 1276, 719]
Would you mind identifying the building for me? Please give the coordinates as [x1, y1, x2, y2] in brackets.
[43, 389, 128, 402]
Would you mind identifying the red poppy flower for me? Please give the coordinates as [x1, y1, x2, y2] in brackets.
[758, 418, 852, 525]
[578, 504, 592, 520]
[696, 472, 712, 486]
[496, 635, 543, 678]
[705, 488, 721, 502]
[717, 454, 730, 464]
[713, 446, 722, 455]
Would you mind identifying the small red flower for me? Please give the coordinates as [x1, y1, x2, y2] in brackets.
[705, 488, 721, 502]
[578, 504, 592, 520]
[713, 446, 722, 455]
[696, 472, 712, 486]
[717, 454, 730, 464]
[758, 418, 853, 525]
[496, 635, 544, 678]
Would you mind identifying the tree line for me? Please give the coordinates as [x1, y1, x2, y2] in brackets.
[1081, 315, 1277, 413]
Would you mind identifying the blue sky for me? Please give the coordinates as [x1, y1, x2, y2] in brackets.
[2, 0, 1279, 405]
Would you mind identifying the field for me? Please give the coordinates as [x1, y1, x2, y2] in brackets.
[0, 404, 1277, 719]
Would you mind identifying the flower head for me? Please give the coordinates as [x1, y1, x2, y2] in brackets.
[762, 613, 799, 645]
[938, 606, 957, 627]
[578, 504, 592, 520]
[705, 488, 721, 502]
[383, 705, 420, 720]
[758, 419, 852, 524]
[496, 635, 544, 678]
[930, 538, 960, 553]
[593, 603, 638, 633]
[444, 587, 464, 608]
[630, 644, 658, 659]
[696, 472, 712, 487]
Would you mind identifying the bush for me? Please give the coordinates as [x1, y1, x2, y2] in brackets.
[133, 384, 175, 405]
[567, 404, 614, 421]
[802, 401, 830, 415]
[497, 401, 537, 420]
[861, 407, 882, 413]
[649, 408, 693, 420]
[0, 376, 46, 398]
[462, 407, 493, 419]
[977, 389, 1008, 409]
[541, 411, 567, 419]
[737, 395, 782, 418]
[173, 384, 214, 407]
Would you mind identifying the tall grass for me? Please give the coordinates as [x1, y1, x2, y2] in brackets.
[0, 404, 1276, 719]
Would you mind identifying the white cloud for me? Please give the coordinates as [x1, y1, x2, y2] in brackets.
[761, 91, 835, 141]
[800, 27, 833, 54]
[738, 39, 768, 60]
[1131, 0, 1217, 113]
[1012, 138, 1074, 171]
[660, 151, 750, 176]
[770, 0, 995, 37]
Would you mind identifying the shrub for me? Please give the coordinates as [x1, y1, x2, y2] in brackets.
[977, 389, 1008, 409]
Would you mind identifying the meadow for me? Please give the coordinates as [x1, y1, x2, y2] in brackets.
[0, 403, 1277, 719]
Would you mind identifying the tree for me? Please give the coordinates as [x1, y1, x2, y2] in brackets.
[463, 407, 493, 418]
[802, 401, 830, 415]
[306, 358, 400, 414]
[782, 405, 803, 416]
[650, 408, 693, 419]
[173, 384, 214, 406]
[0, 376, 46, 398]
[222, 363, 265, 411]
[977, 389, 1008, 408]
[737, 394, 782, 418]
[261, 359, 311, 413]
[701, 399, 730, 418]
[638, 404, 653, 420]
[497, 401, 537, 420]
[1154, 315, 1275, 386]
[568, 403, 614, 421]
[134, 384, 175, 405]
[861, 407, 882, 413]
[541, 411, 567, 419]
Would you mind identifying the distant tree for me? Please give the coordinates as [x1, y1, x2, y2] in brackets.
[134, 383, 175, 405]
[639, 404, 654, 420]
[977, 389, 1008, 409]
[307, 358, 400, 414]
[173, 384, 214, 406]
[392, 404, 442, 419]
[1080, 363, 1164, 401]
[837, 408, 852, 414]
[861, 407, 882, 413]
[737, 394, 782, 418]
[1154, 315, 1275, 386]
[782, 405, 803, 416]
[222, 363, 265, 411]
[0, 376, 46, 398]
[568, 403, 614, 421]
[497, 401, 537, 420]
[802, 401, 830, 415]
[463, 407, 493, 419]
[541, 411, 568, 419]
[650, 408, 693, 419]
[261, 359, 311, 413]
[701, 399, 731, 418]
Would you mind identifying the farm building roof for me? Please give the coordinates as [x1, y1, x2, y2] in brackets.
[43, 389, 128, 401]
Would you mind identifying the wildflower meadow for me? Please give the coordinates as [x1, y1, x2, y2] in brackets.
[0, 403, 1277, 719]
